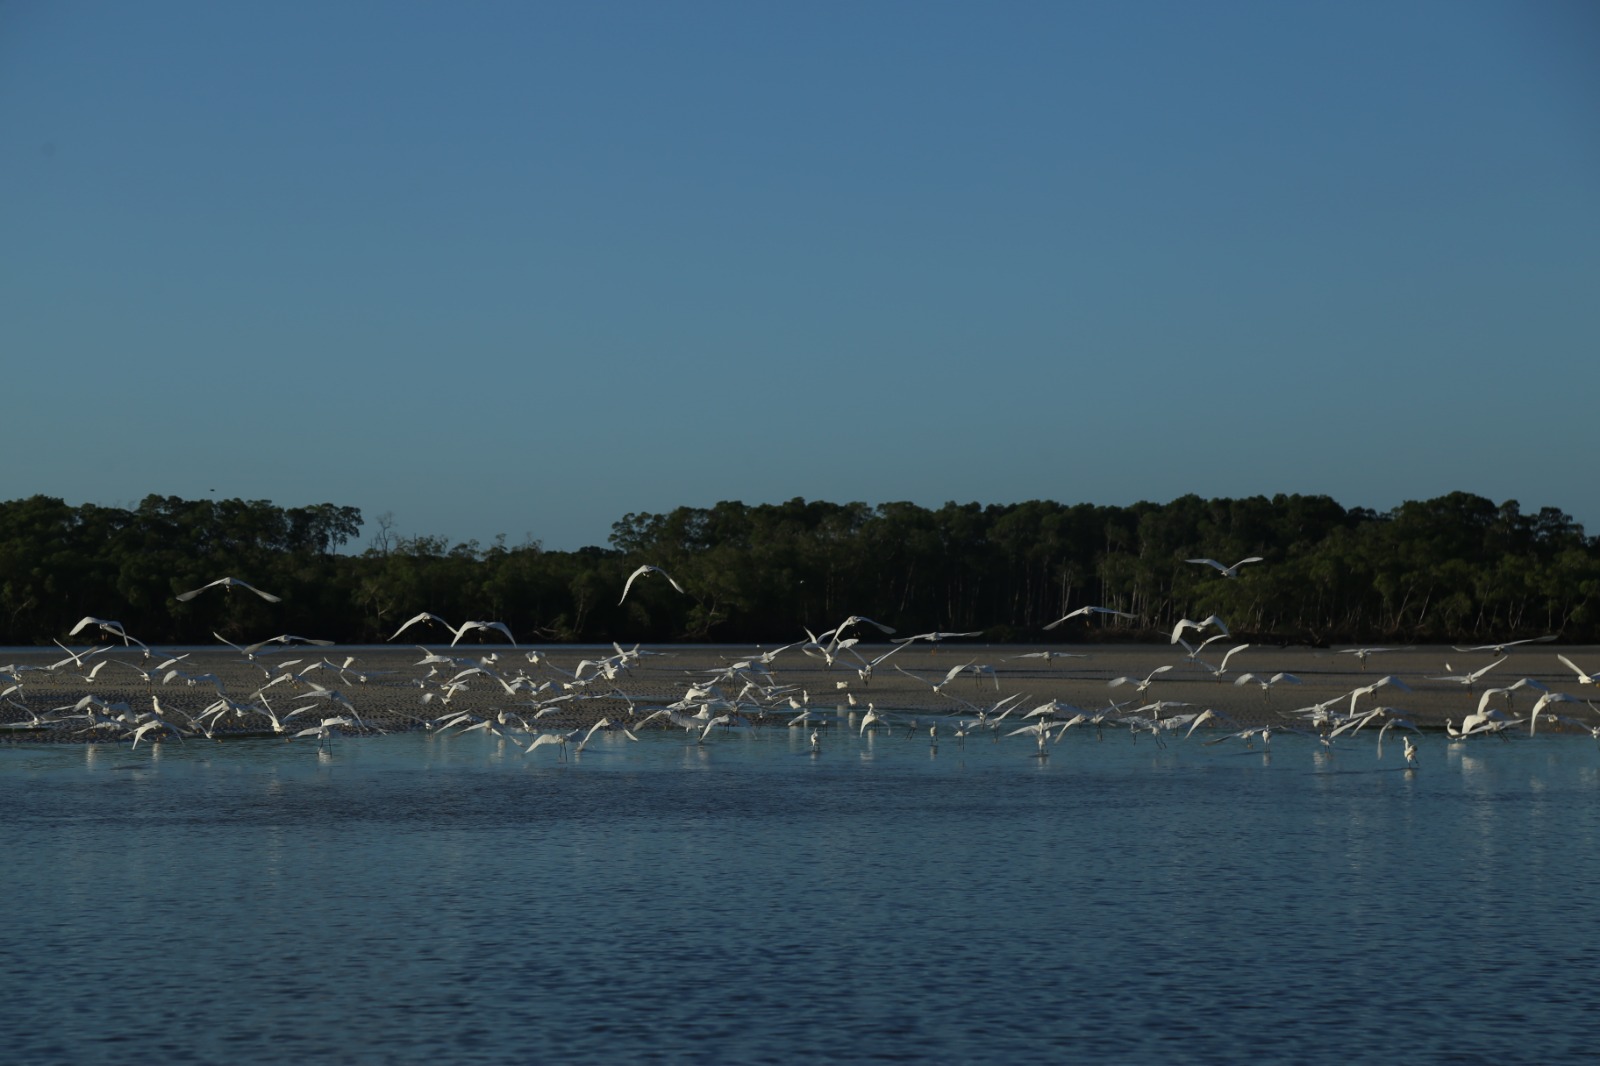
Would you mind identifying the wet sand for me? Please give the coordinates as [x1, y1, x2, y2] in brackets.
[4, 640, 1597, 742]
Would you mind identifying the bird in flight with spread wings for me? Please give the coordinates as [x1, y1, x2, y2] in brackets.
[619, 565, 687, 605]
[175, 577, 282, 603]
[1043, 606, 1134, 630]
[1186, 556, 1263, 578]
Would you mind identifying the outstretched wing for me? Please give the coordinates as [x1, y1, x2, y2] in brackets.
[390, 612, 450, 641]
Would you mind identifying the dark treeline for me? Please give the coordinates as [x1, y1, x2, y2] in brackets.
[2, 492, 1597, 647]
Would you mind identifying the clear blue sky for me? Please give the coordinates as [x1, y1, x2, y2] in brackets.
[4, 1, 1597, 551]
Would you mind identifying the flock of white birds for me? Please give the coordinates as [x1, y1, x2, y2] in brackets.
[4, 563, 1599, 766]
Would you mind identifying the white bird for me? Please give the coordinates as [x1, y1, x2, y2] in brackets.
[450, 620, 515, 646]
[50, 641, 110, 672]
[696, 715, 733, 744]
[1234, 671, 1302, 696]
[1191, 641, 1251, 678]
[1556, 654, 1600, 685]
[1004, 650, 1090, 664]
[859, 703, 887, 736]
[1444, 714, 1510, 740]
[576, 717, 636, 754]
[1005, 718, 1060, 756]
[1426, 657, 1507, 688]
[68, 616, 145, 649]
[1186, 556, 1264, 578]
[175, 577, 282, 603]
[1403, 736, 1418, 767]
[843, 642, 912, 684]
[1527, 691, 1583, 735]
[293, 715, 358, 746]
[128, 715, 185, 749]
[1205, 725, 1302, 750]
[1175, 632, 1228, 661]
[1043, 606, 1134, 630]
[1183, 708, 1238, 739]
[388, 612, 455, 641]
[619, 565, 686, 605]
[1337, 647, 1398, 669]
[1109, 664, 1173, 695]
[523, 732, 572, 760]
[934, 661, 999, 692]
[1348, 675, 1412, 717]
[243, 634, 336, 655]
[891, 630, 982, 647]
[1170, 615, 1228, 644]
[820, 615, 897, 645]
[1452, 635, 1556, 655]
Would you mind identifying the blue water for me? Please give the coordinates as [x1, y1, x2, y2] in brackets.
[4, 730, 1598, 1064]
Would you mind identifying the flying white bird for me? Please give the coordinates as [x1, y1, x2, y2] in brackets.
[1426, 658, 1507, 689]
[1452, 635, 1556, 655]
[1192, 642, 1251, 677]
[449, 620, 515, 646]
[891, 630, 982, 647]
[1186, 557, 1264, 578]
[175, 577, 282, 603]
[1557, 654, 1599, 685]
[1109, 664, 1174, 695]
[1043, 606, 1134, 630]
[1338, 647, 1398, 668]
[1234, 671, 1303, 701]
[242, 634, 335, 655]
[1004, 650, 1090, 664]
[68, 617, 146, 648]
[821, 615, 897, 641]
[1170, 615, 1228, 644]
[388, 612, 455, 641]
[619, 565, 687, 605]
[1183, 708, 1239, 739]
[1527, 691, 1584, 736]
[1348, 675, 1413, 717]
[524, 732, 572, 760]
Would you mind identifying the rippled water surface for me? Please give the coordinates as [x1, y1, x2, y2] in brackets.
[5, 730, 1600, 1064]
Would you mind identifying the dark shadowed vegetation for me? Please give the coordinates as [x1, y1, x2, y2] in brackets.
[2, 492, 1596, 646]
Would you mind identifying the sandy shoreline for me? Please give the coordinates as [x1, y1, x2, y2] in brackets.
[4, 640, 1598, 745]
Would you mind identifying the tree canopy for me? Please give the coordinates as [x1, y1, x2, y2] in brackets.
[2, 491, 1595, 646]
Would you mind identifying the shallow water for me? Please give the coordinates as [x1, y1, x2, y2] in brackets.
[4, 729, 1599, 1064]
